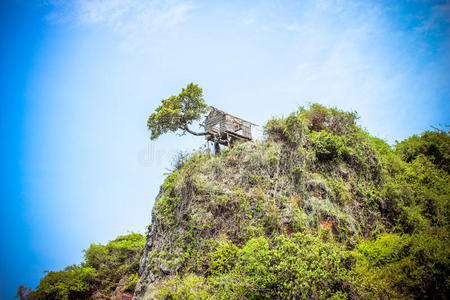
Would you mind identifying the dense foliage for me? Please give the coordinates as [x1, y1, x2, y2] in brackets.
[147, 83, 210, 140]
[145, 104, 449, 299]
[17, 233, 145, 300]
[396, 129, 450, 172]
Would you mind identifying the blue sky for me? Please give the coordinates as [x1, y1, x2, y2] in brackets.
[0, 0, 449, 298]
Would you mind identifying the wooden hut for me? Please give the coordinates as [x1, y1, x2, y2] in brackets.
[203, 107, 255, 148]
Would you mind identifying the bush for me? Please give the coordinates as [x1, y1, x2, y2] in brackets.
[356, 233, 409, 266]
[124, 273, 140, 292]
[310, 130, 350, 161]
[264, 104, 358, 146]
[34, 266, 97, 300]
[212, 234, 355, 299]
[208, 241, 238, 276]
[83, 232, 145, 292]
[354, 233, 450, 298]
[395, 129, 450, 173]
[156, 233, 356, 299]
[301, 103, 359, 136]
[30, 233, 145, 299]
[156, 274, 212, 300]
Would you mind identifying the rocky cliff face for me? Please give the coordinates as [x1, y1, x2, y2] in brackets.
[133, 105, 449, 299]
[134, 224, 159, 298]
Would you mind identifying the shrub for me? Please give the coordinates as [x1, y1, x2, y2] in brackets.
[34, 266, 97, 300]
[395, 129, 450, 173]
[124, 273, 140, 292]
[156, 274, 212, 300]
[310, 130, 350, 161]
[216, 234, 355, 299]
[301, 103, 359, 136]
[31, 233, 145, 299]
[356, 233, 410, 266]
[354, 233, 450, 298]
[208, 241, 238, 276]
[83, 232, 145, 292]
[264, 104, 358, 146]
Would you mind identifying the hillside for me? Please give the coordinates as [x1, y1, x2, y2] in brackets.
[20, 104, 449, 299]
[134, 104, 449, 299]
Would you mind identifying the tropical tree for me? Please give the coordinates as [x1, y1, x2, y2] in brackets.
[147, 83, 212, 141]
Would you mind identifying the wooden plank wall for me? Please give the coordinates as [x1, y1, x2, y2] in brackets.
[204, 111, 225, 132]
[205, 110, 252, 140]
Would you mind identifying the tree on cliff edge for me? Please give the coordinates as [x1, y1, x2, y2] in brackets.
[147, 83, 212, 140]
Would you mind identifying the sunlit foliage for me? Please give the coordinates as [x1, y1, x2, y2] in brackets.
[19, 233, 145, 300]
[147, 83, 210, 140]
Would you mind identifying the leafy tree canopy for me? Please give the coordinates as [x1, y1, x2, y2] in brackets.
[395, 128, 450, 173]
[34, 266, 97, 300]
[147, 83, 210, 140]
[17, 233, 145, 300]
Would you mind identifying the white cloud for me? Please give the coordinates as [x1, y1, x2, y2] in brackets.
[47, 0, 196, 37]
[413, 1, 450, 33]
[43, 0, 449, 138]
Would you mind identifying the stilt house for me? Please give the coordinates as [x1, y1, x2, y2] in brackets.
[203, 107, 255, 148]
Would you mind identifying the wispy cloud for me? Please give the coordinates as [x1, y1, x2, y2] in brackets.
[416, 1, 450, 32]
[42, 0, 449, 137]
[46, 0, 196, 48]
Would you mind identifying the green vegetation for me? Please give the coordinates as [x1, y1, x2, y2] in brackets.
[22, 104, 449, 299]
[147, 83, 210, 140]
[396, 129, 450, 172]
[83, 232, 145, 293]
[17, 233, 145, 300]
[354, 232, 449, 298]
[33, 266, 98, 300]
[146, 104, 449, 299]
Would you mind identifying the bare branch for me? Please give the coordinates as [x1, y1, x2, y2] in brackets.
[180, 125, 213, 137]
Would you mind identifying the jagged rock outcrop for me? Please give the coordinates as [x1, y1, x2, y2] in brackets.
[111, 277, 133, 300]
[133, 225, 158, 299]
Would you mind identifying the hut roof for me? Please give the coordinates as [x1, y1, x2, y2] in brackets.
[208, 106, 258, 126]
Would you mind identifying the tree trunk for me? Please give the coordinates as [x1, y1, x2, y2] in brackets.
[214, 141, 221, 154]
